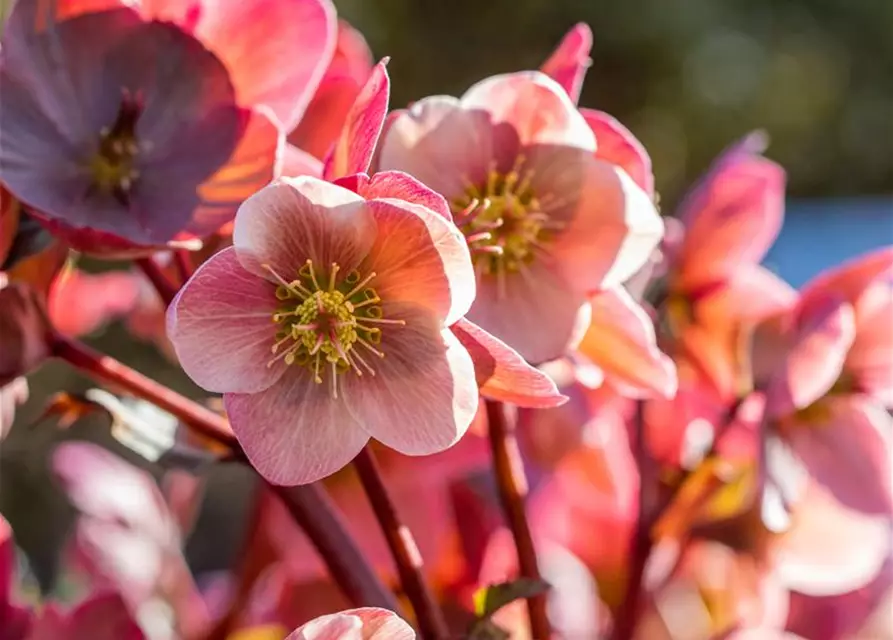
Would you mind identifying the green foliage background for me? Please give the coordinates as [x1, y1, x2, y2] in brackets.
[337, 0, 892, 202]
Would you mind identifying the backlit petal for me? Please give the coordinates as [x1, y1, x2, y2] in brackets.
[167, 247, 283, 394]
[342, 171, 452, 221]
[232, 176, 373, 280]
[287, 607, 415, 640]
[539, 23, 592, 105]
[581, 108, 654, 196]
[450, 317, 566, 408]
[579, 287, 677, 399]
[193, 0, 336, 130]
[363, 198, 474, 326]
[343, 302, 478, 455]
[225, 370, 369, 486]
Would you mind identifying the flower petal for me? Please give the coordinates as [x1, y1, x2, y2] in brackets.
[232, 176, 373, 280]
[343, 302, 478, 456]
[535, 152, 663, 291]
[363, 198, 474, 326]
[323, 60, 390, 181]
[281, 143, 325, 179]
[377, 96, 494, 197]
[467, 260, 590, 365]
[189, 107, 282, 237]
[226, 371, 369, 485]
[763, 295, 856, 417]
[676, 152, 785, 286]
[287, 607, 415, 640]
[772, 482, 892, 596]
[192, 0, 337, 130]
[581, 108, 654, 196]
[539, 23, 592, 105]
[339, 171, 452, 221]
[48, 266, 141, 337]
[846, 283, 893, 406]
[450, 317, 566, 408]
[66, 592, 143, 640]
[0, 282, 51, 387]
[0, 378, 29, 441]
[167, 246, 283, 394]
[460, 71, 595, 151]
[579, 287, 677, 399]
[787, 395, 892, 515]
[288, 20, 375, 160]
[798, 246, 893, 322]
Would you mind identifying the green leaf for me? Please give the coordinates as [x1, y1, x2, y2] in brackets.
[468, 619, 511, 640]
[473, 577, 551, 619]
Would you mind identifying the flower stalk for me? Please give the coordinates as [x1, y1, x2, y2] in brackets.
[353, 446, 449, 640]
[485, 399, 551, 639]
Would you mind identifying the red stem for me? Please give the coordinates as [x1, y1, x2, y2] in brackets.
[51, 334, 397, 612]
[136, 256, 179, 306]
[353, 446, 448, 640]
[485, 400, 551, 639]
[173, 249, 195, 285]
[612, 401, 650, 640]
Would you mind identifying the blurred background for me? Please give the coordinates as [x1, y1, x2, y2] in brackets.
[2, 0, 892, 603]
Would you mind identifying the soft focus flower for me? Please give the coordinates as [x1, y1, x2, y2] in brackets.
[0, 281, 52, 386]
[662, 133, 792, 400]
[752, 248, 893, 516]
[286, 607, 414, 640]
[0, 0, 335, 248]
[378, 71, 664, 364]
[289, 20, 374, 160]
[168, 175, 481, 485]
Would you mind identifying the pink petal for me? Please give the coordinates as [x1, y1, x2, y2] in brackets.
[363, 198, 474, 326]
[1, 377, 29, 440]
[676, 154, 785, 286]
[581, 108, 654, 196]
[288, 20, 375, 159]
[190, 107, 283, 237]
[282, 143, 325, 178]
[342, 302, 478, 455]
[450, 317, 566, 408]
[535, 151, 663, 291]
[191, 0, 337, 130]
[539, 23, 593, 105]
[287, 607, 415, 640]
[167, 246, 283, 394]
[323, 60, 390, 181]
[338, 171, 452, 220]
[461, 71, 595, 151]
[765, 296, 856, 417]
[695, 266, 797, 327]
[798, 246, 893, 323]
[787, 395, 892, 515]
[232, 176, 374, 280]
[579, 287, 677, 399]
[772, 482, 892, 596]
[48, 267, 141, 337]
[377, 96, 494, 197]
[846, 283, 893, 406]
[225, 370, 369, 485]
[467, 260, 590, 365]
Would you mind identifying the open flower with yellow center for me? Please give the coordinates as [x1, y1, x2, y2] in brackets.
[167, 175, 482, 485]
[378, 71, 664, 364]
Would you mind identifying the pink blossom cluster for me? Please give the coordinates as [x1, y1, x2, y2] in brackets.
[0, 1, 890, 639]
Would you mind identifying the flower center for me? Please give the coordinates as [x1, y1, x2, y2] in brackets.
[450, 158, 562, 278]
[89, 89, 142, 206]
[264, 259, 405, 397]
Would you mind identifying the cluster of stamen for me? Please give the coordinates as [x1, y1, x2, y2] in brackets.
[450, 156, 563, 288]
[264, 259, 405, 398]
[89, 88, 143, 206]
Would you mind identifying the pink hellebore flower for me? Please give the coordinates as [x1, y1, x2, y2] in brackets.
[286, 608, 414, 640]
[0, 0, 335, 248]
[752, 247, 893, 516]
[289, 20, 375, 160]
[168, 174, 483, 485]
[378, 70, 664, 364]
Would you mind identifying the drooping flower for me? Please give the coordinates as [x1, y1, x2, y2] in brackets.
[168, 175, 482, 485]
[378, 71, 664, 364]
[751, 247, 893, 516]
[0, 0, 335, 249]
[286, 607, 415, 640]
[289, 20, 374, 160]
